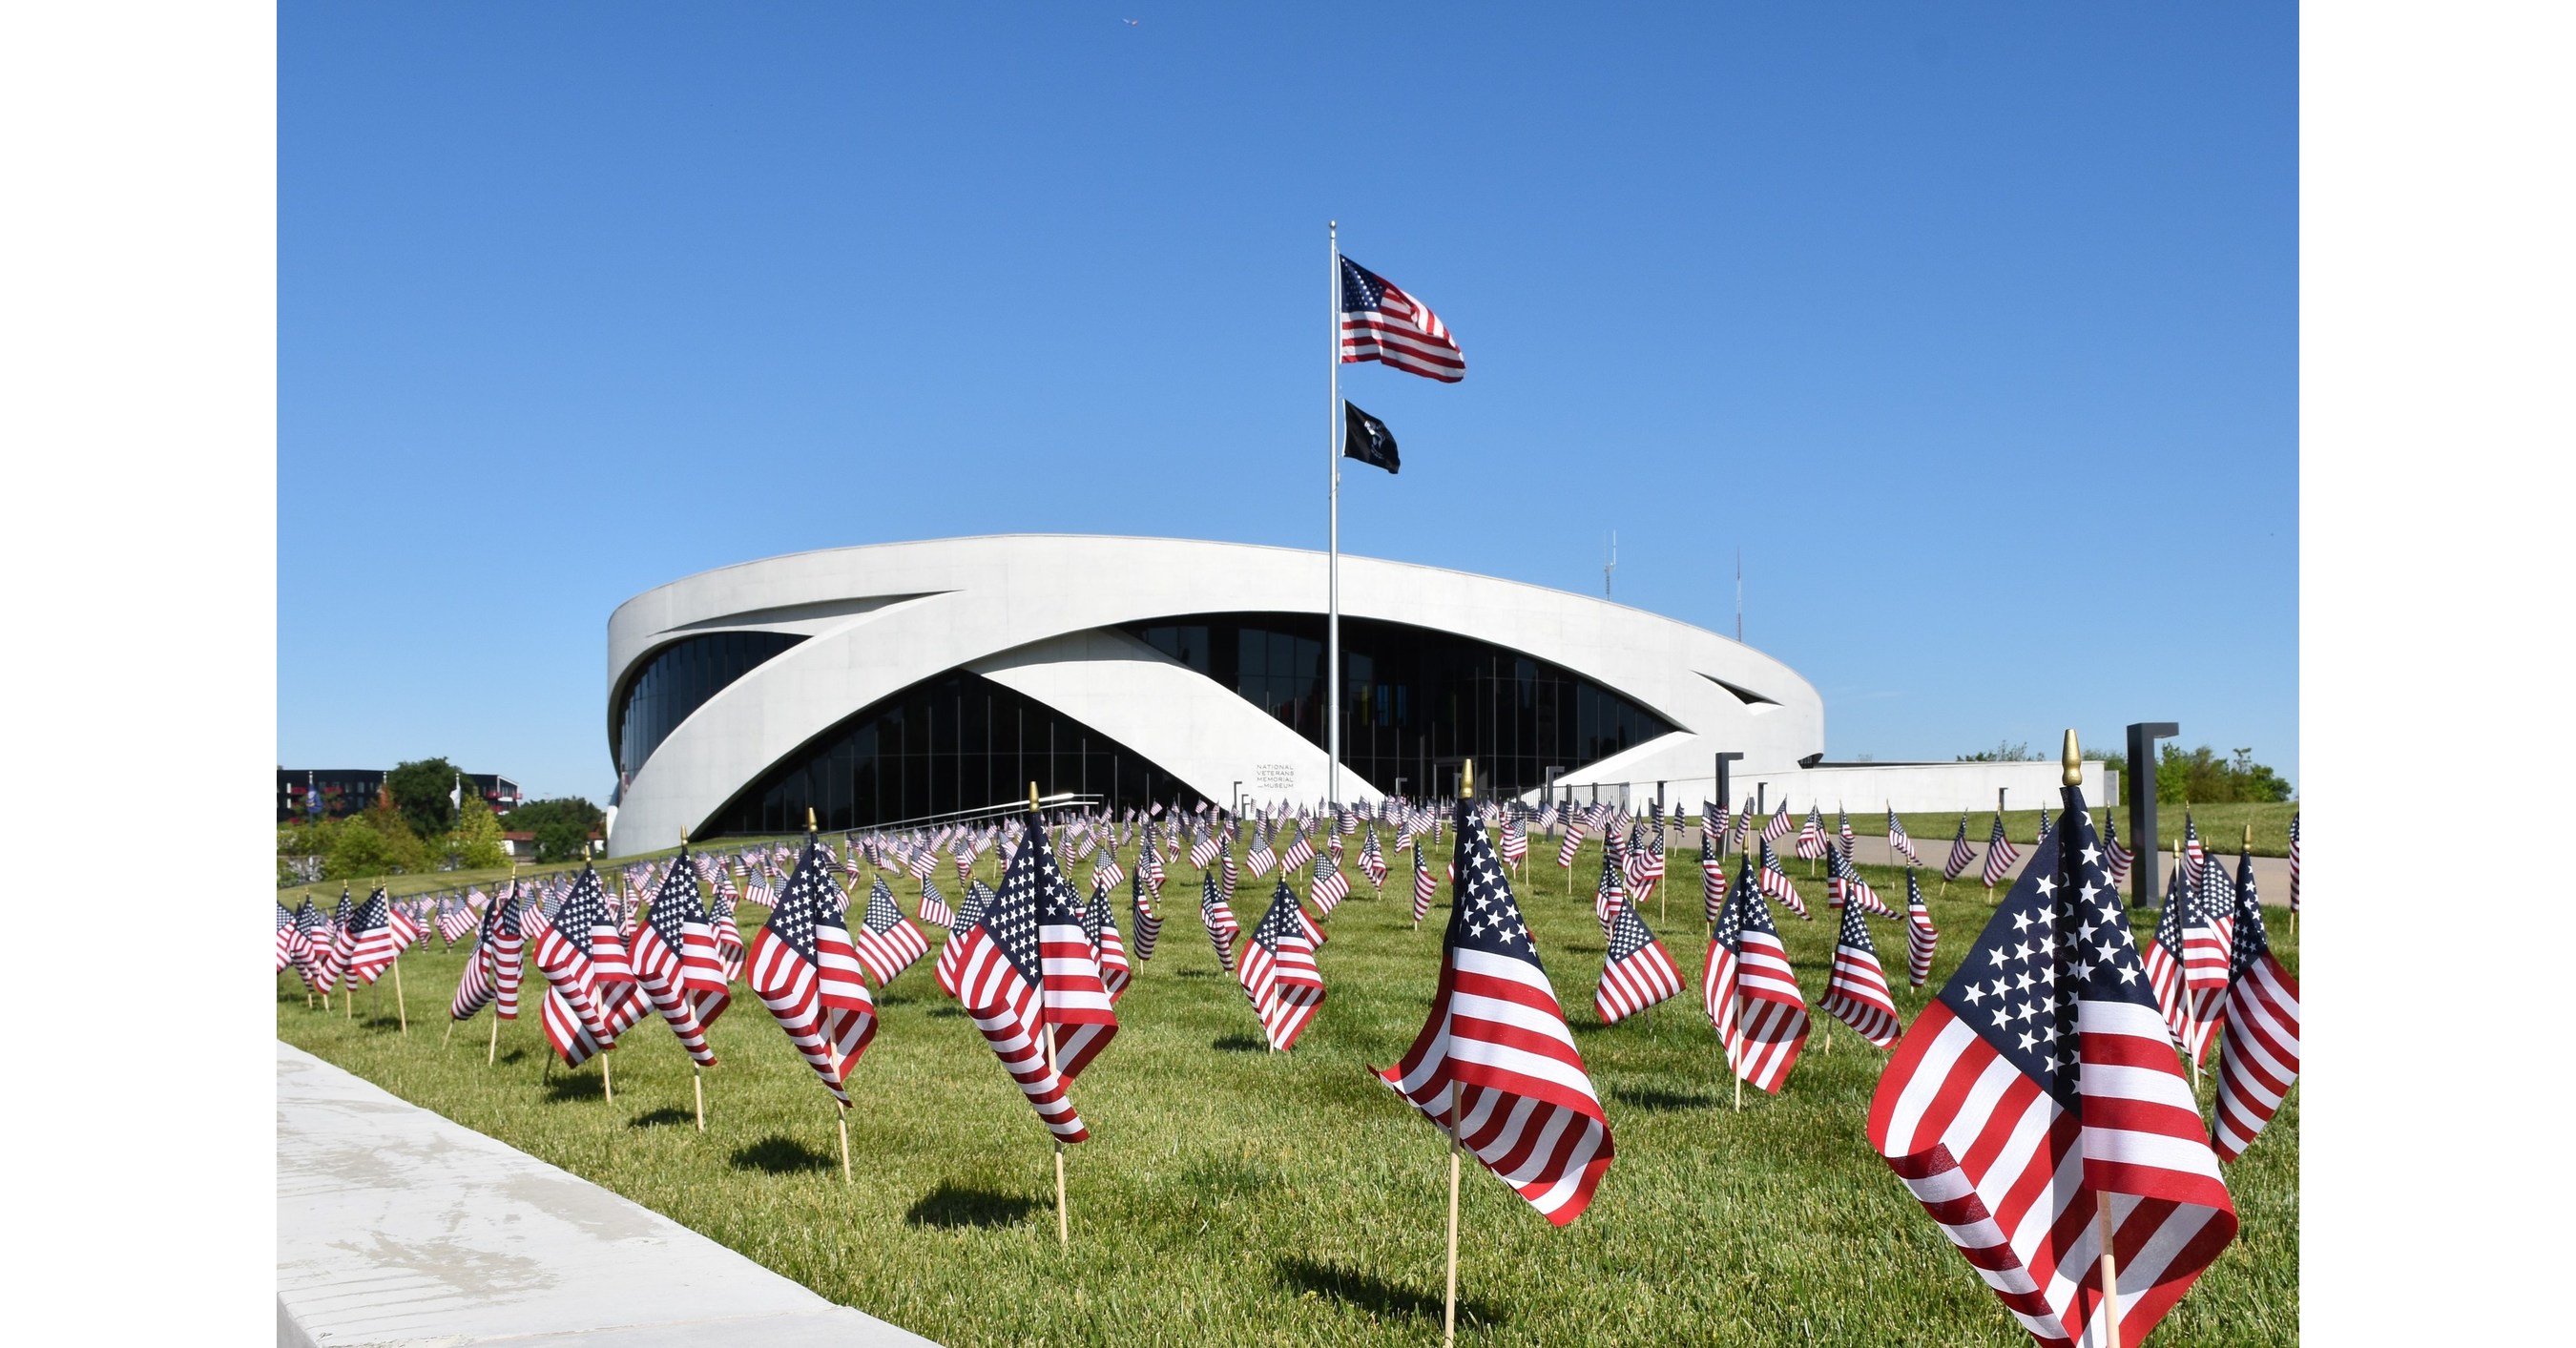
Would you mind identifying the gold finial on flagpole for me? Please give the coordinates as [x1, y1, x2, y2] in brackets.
[2061, 730, 2082, 787]
[2244, 822, 2254, 850]
[1461, 759, 1473, 799]
[1030, 781, 1040, 811]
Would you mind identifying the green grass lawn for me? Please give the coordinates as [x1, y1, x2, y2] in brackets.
[278, 836, 2297, 1347]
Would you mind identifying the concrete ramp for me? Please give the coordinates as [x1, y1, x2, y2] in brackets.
[276, 1041, 937, 1347]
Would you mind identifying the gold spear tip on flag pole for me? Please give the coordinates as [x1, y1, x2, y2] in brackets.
[1029, 781, 1040, 811]
[2244, 822, 2254, 849]
[2061, 730, 2082, 786]
[1461, 759, 1473, 799]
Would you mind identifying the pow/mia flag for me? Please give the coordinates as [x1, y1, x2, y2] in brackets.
[1341, 400, 1400, 475]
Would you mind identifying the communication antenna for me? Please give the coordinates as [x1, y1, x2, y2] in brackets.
[1603, 531, 1617, 599]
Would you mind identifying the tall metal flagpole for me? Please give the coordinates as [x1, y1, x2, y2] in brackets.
[1326, 220, 1342, 816]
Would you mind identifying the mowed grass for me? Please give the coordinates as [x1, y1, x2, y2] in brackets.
[277, 837, 2297, 1347]
[1893, 802, 2297, 858]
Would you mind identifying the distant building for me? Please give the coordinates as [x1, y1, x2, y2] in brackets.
[278, 769, 524, 823]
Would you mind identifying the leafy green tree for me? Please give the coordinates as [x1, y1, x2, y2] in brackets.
[447, 792, 510, 870]
[509, 797, 605, 863]
[386, 757, 464, 839]
[326, 804, 431, 880]
[2154, 743, 2295, 804]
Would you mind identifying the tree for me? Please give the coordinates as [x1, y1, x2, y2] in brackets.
[446, 792, 509, 870]
[1954, 740, 2040, 762]
[509, 797, 605, 863]
[324, 805, 432, 880]
[2154, 743, 2296, 804]
[386, 757, 464, 840]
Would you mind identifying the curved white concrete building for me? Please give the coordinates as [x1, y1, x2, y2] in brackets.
[604, 535, 1822, 855]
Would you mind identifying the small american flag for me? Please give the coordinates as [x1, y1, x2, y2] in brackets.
[1238, 881, 1326, 1050]
[1902, 869, 1939, 989]
[1701, 829, 1727, 925]
[748, 834, 877, 1103]
[342, 887, 401, 988]
[1084, 879, 1132, 1005]
[1199, 871, 1240, 972]
[2212, 848, 2300, 1162]
[1705, 852, 1810, 1093]
[1761, 799, 1794, 845]
[943, 817, 1095, 1143]
[1838, 808, 1857, 860]
[2286, 815, 2299, 912]
[2142, 859, 2200, 1055]
[1591, 842, 1629, 942]
[852, 877, 928, 987]
[1309, 853, 1351, 916]
[2102, 815, 2133, 884]
[1245, 827, 1277, 880]
[1942, 814, 1978, 882]
[1886, 807, 1922, 865]
[933, 881, 993, 1000]
[1757, 839, 1809, 921]
[1867, 784, 2236, 1347]
[1375, 807, 1613, 1225]
[1795, 806, 1828, 861]
[1499, 815, 1528, 867]
[533, 867, 619, 1067]
[1189, 826, 1220, 872]
[1359, 827, 1388, 888]
[1411, 840, 1439, 924]
[1979, 815, 2020, 889]
[276, 902, 301, 975]
[1826, 841, 1896, 917]
[2179, 860, 2233, 1067]
[1279, 827, 1316, 874]
[1127, 865, 1162, 964]
[918, 880, 956, 931]
[1819, 893, 1901, 1047]
[630, 850, 723, 1066]
[1593, 900, 1682, 1026]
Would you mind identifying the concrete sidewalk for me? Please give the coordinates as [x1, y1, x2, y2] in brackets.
[277, 1041, 937, 1348]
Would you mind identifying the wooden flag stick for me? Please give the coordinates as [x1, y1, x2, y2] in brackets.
[838, 1102, 853, 1183]
[443, 1016, 455, 1048]
[393, 958, 408, 1034]
[1444, 1078, 1465, 1348]
[602, 1048, 613, 1103]
[488, 1007, 501, 1065]
[2095, 1193, 2122, 1344]
[694, 1065, 706, 1131]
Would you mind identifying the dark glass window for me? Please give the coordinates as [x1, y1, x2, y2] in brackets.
[705, 669, 1201, 837]
[613, 632, 807, 780]
[1125, 613, 1675, 799]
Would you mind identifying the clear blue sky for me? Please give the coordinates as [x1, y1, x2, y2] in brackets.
[279, 4, 2297, 803]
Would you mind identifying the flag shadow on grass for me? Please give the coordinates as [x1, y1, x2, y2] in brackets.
[1609, 1085, 1717, 1112]
[1274, 1255, 1507, 1329]
[629, 1107, 695, 1130]
[904, 1182, 1041, 1229]
[1210, 1033, 1269, 1053]
[543, 1071, 605, 1103]
[732, 1135, 838, 1174]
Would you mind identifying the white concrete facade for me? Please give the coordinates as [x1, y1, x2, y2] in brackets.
[605, 535, 1824, 854]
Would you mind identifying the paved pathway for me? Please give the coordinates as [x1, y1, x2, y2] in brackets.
[1559, 829, 2299, 906]
[277, 1041, 937, 1348]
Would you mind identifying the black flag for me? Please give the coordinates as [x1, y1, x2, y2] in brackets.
[1341, 400, 1400, 475]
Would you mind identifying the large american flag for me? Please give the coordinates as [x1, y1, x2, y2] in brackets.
[1819, 891, 1901, 1047]
[2211, 849, 2300, 1162]
[1238, 880, 1327, 1050]
[944, 814, 1105, 1142]
[852, 876, 928, 987]
[1867, 784, 2235, 1347]
[1593, 900, 1682, 1026]
[1375, 807, 1612, 1225]
[747, 834, 877, 1104]
[630, 849, 724, 1066]
[1705, 852, 1810, 1093]
[1340, 254, 1465, 381]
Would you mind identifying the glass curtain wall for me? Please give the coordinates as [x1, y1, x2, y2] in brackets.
[613, 632, 807, 782]
[706, 668, 1199, 836]
[1125, 613, 1674, 798]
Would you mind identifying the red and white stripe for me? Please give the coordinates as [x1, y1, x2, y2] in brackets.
[1703, 924, 1809, 1093]
[947, 925, 1087, 1143]
[1869, 999, 2237, 1347]
[2212, 951, 2300, 1163]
